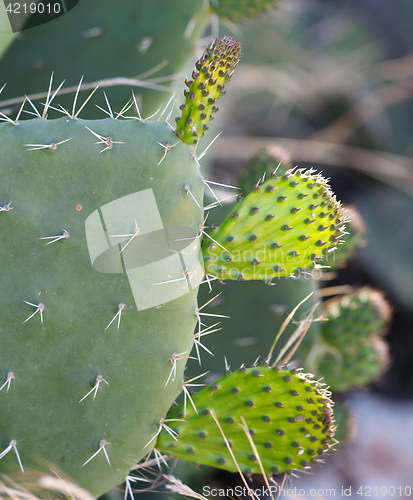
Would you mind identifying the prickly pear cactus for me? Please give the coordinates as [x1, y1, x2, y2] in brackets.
[156, 365, 335, 475]
[0, 24, 349, 497]
[202, 168, 346, 281]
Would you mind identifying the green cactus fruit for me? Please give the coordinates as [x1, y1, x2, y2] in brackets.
[202, 168, 345, 282]
[318, 336, 390, 393]
[321, 287, 392, 347]
[174, 36, 242, 145]
[0, 0, 210, 119]
[0, 115, 204, 496]
[156, 365, 335, 476]
[210, 0, 280, 23]
[322, 205, 367, 270]
[236, 150, 290, 197]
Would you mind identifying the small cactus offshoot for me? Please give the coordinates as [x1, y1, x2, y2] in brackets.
[175, 36, 242, 145]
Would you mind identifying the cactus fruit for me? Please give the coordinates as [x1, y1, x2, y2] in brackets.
[156, 365, 335, 476]
[209, 0, 281, 23]
[174, 36, 242, 145]
[202, 168, 346, 282]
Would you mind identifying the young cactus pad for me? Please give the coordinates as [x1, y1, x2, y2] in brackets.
[321, 287, 392, 347]
[175, 36, 242, 145]
[156, 366, 335, 476]
[318, 337, 390, 393]
[0, 115, 203, 496]
[202, 168, 345, 281]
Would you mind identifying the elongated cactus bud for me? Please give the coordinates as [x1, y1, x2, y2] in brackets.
[202, 168, 345, 281]
[210, 0, 281, 22]
[175, 36, 242, 145]
[156, 365, 335, 476]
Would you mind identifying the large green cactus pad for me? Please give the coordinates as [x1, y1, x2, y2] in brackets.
[156, 366, 335, 476]
[0, 116, 203, 496]
[0, 0, 209, 118]
[202, 168, 345, 281]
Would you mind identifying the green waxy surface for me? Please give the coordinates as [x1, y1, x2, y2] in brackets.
[175, 36, 241, 145]
[0, 117, 203, 496]
[156, 366, 335, 475]
[0, 0, 209, 118]
[202, 168, 345, 281]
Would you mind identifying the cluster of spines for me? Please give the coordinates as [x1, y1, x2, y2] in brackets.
[175, 36, 242, 145]
[156, 364, 335, 476]
[322, 204, 366, 269]
[202, 167, 346, 281]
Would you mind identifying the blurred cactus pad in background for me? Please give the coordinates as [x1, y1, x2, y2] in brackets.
[1, 0, 413, 499]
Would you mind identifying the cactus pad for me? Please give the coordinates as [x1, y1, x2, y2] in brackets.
[319, 337, 390, 393]
[156, 365, 335, 476]
[321, 287, 391, 346]
[202, 168, 345, 281]
[175, 36, 242, 145]
[0, 116, 203, 496]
